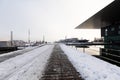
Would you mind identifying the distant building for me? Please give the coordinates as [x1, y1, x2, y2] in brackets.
[0, 40, 26, 47]
[0, 41, 11, 47]
[12, 40, 25, 47]
[59, 38, 89, 43]
[65, 38, 78, 43]
[32, 41, 42, 46]
[93, 38, 104, 42]
[59, 38, 78, 43]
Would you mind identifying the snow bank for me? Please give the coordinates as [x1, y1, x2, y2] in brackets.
[0, 44, 54, 80]
[60, 44, 120, 80]
[0, 45, 44, 62]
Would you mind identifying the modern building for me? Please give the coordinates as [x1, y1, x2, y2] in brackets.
[76, 0, 120, 66]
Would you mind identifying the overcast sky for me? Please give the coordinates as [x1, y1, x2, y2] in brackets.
[0, 0, 114, 42]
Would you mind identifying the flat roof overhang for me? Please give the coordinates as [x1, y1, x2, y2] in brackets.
[76, 0, 120, 29]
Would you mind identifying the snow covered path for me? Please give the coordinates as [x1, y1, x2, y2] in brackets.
[60, 44, 120, 80]
[0, 46, 39, 63]
[0, 44, 54, 80]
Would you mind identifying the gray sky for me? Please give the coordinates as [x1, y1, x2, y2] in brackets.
[0, 0, 113, 42]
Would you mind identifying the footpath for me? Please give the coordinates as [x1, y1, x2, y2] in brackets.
[40, 44, 83, 80]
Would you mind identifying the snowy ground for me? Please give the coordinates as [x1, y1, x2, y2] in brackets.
[0, 44, 54, 80]
[0, 44, 44, 62]
[1, 43, 120, 80]
[60, 44, 120, 80]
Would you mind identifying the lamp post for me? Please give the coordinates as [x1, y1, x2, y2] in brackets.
[10, 31, 13, 47]
[28, 29, 30, 46]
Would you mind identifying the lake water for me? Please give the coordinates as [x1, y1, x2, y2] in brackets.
[70, 45, 104, 55]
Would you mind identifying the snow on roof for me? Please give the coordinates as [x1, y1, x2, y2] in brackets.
[60, 44, 120, 80]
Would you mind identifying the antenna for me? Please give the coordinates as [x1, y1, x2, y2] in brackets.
[65, 36, 67, 39]
[43, 35, 45, 43]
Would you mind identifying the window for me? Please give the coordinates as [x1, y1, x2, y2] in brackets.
[111, 27, 115, 31]
[118, 31, 120, 34]
[105, 29, 108, 36]
[119, 25, 120, 29]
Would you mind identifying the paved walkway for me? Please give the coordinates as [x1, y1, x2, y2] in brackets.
[40, 45, 83, 80]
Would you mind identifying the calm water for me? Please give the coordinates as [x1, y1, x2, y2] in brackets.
[71, 45, 104, 55]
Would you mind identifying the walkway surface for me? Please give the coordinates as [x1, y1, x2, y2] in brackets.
[0, 46, 39, 63]
[40, 45, 83, 80]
